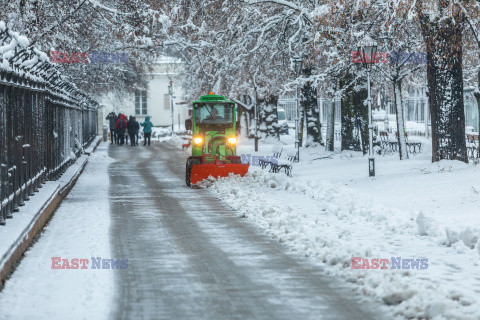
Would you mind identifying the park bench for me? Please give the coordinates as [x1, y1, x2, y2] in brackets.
[379, 131, 422, 154]
[379, 131, 391, 153]
[258, 145, 283, 169]
[258, 145, 294, 176]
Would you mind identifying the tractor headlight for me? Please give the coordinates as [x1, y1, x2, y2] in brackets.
[193, 137, 203, 145]
[227, 137, 237, 145]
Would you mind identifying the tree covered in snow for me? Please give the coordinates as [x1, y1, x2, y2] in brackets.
[0, 0, 171, 96]
[460, 1, 480, 139]
[372, 4, 426, 160]
[3, 0, 480, 161]
[411, 1, 468, 162]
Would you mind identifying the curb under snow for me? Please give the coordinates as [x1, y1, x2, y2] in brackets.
[0, 137, 101, 287]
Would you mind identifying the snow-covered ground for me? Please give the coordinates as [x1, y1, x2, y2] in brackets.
[176, 132, 480, 320]
[0, 143, 114, 319]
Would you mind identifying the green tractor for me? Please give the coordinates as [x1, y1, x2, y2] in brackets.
[185, 92, 249, 187]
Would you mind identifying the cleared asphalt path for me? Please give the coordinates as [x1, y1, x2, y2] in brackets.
[109, 142, 383, 320]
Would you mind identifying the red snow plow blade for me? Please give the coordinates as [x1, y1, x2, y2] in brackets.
[190, 163, 250, 185]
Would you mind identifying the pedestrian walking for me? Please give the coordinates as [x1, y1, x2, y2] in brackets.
[134, 117, 140, 146]
[115, 114, 128, 145]
[106, 112, 117, 144]
[141, 116, 153, 146]
[127, 116, 137, 146]
[114, 114, 121, 145]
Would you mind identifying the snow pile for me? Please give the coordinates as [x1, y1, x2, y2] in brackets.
[157, 134, 190, 150]
[203, 170, 480, 320]
[151, 126, 187, 138]
[0, 144, 115, 319]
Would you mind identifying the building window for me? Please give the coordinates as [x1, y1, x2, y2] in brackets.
[142, 91, 147, 115]
[135, 92, 141, 115]
[135, 90, 148, 115]
[164, 94, 170, 110]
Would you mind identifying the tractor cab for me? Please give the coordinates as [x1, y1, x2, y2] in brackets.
[185, 93, 249, 187]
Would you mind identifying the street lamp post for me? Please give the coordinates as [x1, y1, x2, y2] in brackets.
[254, 86, 259, 152]
[292, 55, 303, 162]
[168, 80, 174, 136]
[357, 36, 378, 177]
[385, 97, 392, 132]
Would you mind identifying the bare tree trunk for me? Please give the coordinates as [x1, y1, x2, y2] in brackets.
[417, 4, 468, 163]
[265, 95, 280, 138]
[240, 94, 250, 135]
[393, 79, 408, 160]
[301, 68, 322, 147]
[247, 95, 256, 139]
[475, 71, 480, 134]
[299, 103, 305, 147]
[353, 80, 368, 155]
[326, 99, 335, 152]
[341, 79, 361, 152]
[257, 97, 267, 138]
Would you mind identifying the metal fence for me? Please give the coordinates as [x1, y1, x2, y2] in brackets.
[278, 95, 297, 122]
[0, 23, 98, 226]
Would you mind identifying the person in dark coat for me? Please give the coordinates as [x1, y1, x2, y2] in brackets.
[105, 112, 117, 144]
[115, 114, 128, 145]
[134, 117, 140, 145]
[127, 116, 137, 146]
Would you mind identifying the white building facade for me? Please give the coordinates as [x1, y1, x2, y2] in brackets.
[134, 59, 188, 130]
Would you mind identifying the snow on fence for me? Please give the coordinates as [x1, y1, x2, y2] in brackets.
[0, 22, 98, 226]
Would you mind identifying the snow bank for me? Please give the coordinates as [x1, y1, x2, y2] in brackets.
[203, 169, 480, 320]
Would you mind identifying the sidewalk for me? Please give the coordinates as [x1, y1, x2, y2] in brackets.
[0, 140, 113, 319]
[0, 137, 101, 286]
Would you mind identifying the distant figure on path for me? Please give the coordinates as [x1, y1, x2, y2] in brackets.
[115, 114, 128, 145]
[114, 114, 121, 145]
[106, 112, 117, 144]
[134, 117, 140, 145]
[141, 116, 153, 146]
[127, 116, 137, 146]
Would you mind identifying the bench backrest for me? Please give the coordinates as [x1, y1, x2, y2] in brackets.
[272, 145, 283, 157]
[284, 147, 297, 161]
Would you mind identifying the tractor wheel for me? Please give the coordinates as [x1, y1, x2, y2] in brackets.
[186, 157, 201, 187]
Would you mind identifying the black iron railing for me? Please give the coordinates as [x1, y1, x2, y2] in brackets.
[0, 23, 98, 226]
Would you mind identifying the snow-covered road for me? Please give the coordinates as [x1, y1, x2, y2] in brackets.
[107, 142, 383, 320]
[0, 141, 386, 319]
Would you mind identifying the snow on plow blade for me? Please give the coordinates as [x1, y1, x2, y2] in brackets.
[190, 163, 250, 185]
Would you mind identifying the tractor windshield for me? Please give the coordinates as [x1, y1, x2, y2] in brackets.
[195, 103, 234, 125]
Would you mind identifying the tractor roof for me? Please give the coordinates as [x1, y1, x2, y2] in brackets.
[194, 94, 234, 104]
[200, 94, 225, 101]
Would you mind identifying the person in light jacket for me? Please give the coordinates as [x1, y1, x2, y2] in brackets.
[141, 116, 153, 146]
